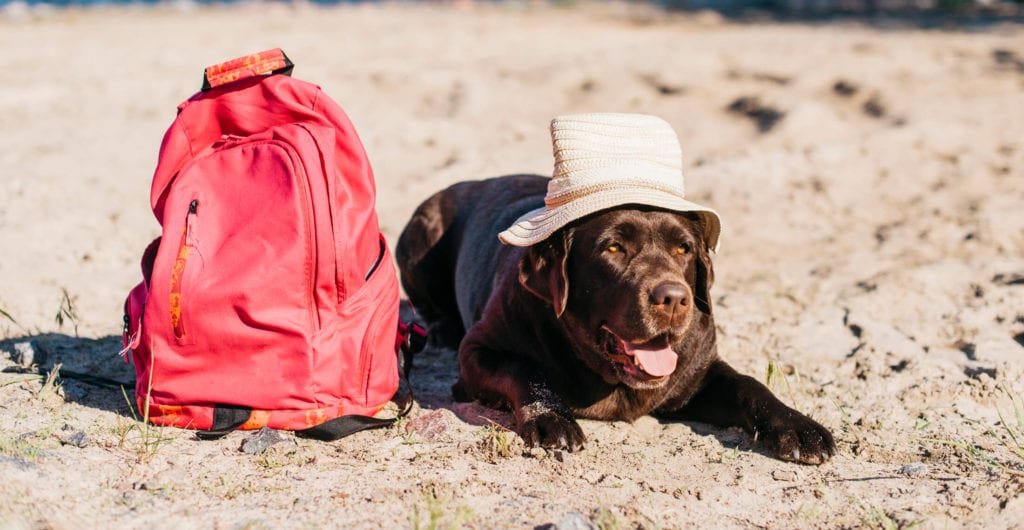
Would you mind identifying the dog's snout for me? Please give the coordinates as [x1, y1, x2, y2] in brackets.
[650, 282, 688, 308]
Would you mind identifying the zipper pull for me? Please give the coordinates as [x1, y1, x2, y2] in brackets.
[186, 200, 199, 247]
[119, 314, 140, 361]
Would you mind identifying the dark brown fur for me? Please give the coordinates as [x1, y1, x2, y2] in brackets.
[396, 174, 834, 464]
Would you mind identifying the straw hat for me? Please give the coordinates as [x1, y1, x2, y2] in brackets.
[498, 113, 721, 251]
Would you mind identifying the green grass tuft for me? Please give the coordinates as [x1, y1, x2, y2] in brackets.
[477, 423, 515, 462]
[0, 435, 42, 462]
[409, 485, 476, 530]
[116, 376, 173, 462]
[995, 383, 1024, 464]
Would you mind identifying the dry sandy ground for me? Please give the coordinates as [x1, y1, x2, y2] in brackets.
[1, 2, 1024, 529]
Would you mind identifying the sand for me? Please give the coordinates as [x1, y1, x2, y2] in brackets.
[1, 2, 1023, 528]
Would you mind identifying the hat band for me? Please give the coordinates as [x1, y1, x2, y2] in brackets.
[544, 179, 688, 208]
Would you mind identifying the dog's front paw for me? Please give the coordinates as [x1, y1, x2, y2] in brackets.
[516, 403, 586, 452]
[758, 409, 835, 465]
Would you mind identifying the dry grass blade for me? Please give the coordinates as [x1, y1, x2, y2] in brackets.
[35, 363, 63, 403]
[995, 383, 1024, 463]
[409, 484, 476, 530]
[54, 288, 80, 337]
[0, 306, 20, 326]
[919, 436, 1024, 477]
[766, 360, 801, 408]
[851, 495, 903, 530]
[116, 360, 173, 463]
[0, 304, 28, 336]
[1, 373, 44, 388]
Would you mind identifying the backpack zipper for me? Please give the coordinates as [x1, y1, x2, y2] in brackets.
[169, 199, 198, 340]
[364, 238, 385, 281]
[272, 141, 319, 331]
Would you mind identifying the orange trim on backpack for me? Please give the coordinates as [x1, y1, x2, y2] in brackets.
[304, 408, 329, 427]
[168, 223, 190, 339]
[241, 410, 273, 430]
[152, 403, 190, 428]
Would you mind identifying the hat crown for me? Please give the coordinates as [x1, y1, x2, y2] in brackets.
[546, 113, 686, 207]
[497, 112, 721, 253]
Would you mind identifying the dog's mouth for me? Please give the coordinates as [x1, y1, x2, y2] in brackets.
[600, 326, 678, 381]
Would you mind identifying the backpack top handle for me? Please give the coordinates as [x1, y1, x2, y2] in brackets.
[201, 48, 294, 92]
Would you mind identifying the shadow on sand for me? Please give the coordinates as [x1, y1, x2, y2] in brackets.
[0, 330, 777, 458]
[406, 343, 778, 459]
[0, 333, 136, 417]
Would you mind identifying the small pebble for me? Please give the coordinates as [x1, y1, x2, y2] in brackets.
[899, 462, 928, 477]
[772, 469, 799, 482]
[403, 409, 454, 441]
[13, 341, 36, 368]
[59, 430, 90, 448]
[240, 427, 291, 455]
[62, 381, 88, 402]
[552, 512, 594, 530]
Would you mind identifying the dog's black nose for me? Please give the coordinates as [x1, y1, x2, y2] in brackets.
[650, 282, 688, 308]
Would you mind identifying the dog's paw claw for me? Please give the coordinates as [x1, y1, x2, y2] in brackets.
[761, 413, 835, 465]
[517, 410, 586, 453]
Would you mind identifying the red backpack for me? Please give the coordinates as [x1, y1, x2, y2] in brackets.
[121, 50, 418, 440]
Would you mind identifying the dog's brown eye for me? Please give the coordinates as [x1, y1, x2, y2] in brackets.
[607, 244, 623, 254]
[674, 244, 688, 255]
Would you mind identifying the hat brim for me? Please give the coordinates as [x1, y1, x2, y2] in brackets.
[498, 188, 721, 252]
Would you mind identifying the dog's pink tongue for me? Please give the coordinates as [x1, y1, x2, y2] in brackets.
[622, 342, 678, 377]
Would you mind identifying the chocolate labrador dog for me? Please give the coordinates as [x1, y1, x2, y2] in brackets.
[396, 174, 834, 464]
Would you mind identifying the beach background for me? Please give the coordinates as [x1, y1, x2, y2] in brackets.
[1, 1, 1023, 528]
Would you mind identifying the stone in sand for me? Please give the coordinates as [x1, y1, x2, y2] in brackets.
[899, 462, 928, 477]
[240, 427, 292, 455]
[12, 341, 37, 368]
[404, 409, 456, 441]
[549, 512, 594, 530]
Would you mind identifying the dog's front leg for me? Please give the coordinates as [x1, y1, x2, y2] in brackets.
[453, 336, 586, 452]
[666, 360, 835, 465]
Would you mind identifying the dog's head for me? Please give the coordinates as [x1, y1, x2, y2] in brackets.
[519, 206, 714, 389]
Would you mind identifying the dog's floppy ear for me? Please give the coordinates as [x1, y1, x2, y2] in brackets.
[518, 230, 571, 318]
[694, 239, 715, 315]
